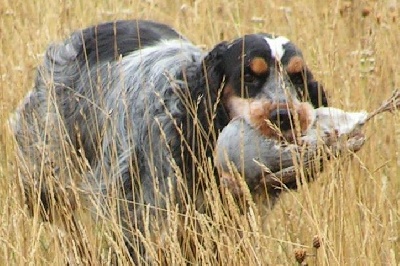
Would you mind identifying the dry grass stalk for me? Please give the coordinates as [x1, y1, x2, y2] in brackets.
[0, 0, 399, 264]
[366, 89, 400, 122]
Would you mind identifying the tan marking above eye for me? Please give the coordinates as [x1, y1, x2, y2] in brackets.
[249, 57, 268, 75]
[286, 56, 304, 73]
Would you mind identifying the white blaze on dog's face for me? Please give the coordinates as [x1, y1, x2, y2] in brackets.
[261, 35, 297, 104]
[264, 36, 290, 62]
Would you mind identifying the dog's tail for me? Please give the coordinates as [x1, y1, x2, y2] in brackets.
[9, 31, 86, 219]
[10, 28, 84, 153]
[35, 32, 83, 93]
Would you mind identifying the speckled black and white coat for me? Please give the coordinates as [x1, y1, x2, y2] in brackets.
[10, 19, 328, 260]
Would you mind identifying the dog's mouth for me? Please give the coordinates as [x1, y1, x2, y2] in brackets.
[224, 95, 316, 142]
[269, 108, 293, 131]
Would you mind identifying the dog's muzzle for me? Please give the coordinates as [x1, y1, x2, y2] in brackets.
[225, 95, 315, 142]
[269, 105, 293, 131]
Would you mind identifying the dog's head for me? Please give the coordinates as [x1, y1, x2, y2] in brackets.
[220, 34, 327, 104]
[205, 34, 328, 139]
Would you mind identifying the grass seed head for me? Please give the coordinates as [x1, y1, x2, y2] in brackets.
[294, 248, 307, 263]
[361, 7, 371, 17]
[313, 235, 321, 249]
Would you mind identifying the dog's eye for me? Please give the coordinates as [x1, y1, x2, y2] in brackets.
[244, 73, 256, 83]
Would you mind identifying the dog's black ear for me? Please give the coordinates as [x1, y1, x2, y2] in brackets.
[179, 41, 230, 162]
[184, 41, 230, 139]
[307, 80, 328, 107]
[292, 68, 329, 108]
[202, 41, 229, 91]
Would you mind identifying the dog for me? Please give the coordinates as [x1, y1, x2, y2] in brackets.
[10, 19, 328, 262]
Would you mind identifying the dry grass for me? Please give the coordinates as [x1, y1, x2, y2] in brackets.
[1, 0, 400, 264]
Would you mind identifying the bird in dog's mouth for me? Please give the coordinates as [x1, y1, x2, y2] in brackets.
[215, 90, 400, 196]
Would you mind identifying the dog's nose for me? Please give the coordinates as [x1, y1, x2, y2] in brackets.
[269, 108, 292, 131]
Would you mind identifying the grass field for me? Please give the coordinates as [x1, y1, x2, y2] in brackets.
[1, 0, 399, 264]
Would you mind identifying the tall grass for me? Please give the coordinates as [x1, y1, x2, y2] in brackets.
[1, 0, 399, 264]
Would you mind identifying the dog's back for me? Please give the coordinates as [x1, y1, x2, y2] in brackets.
[10, 20, 200, 216]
